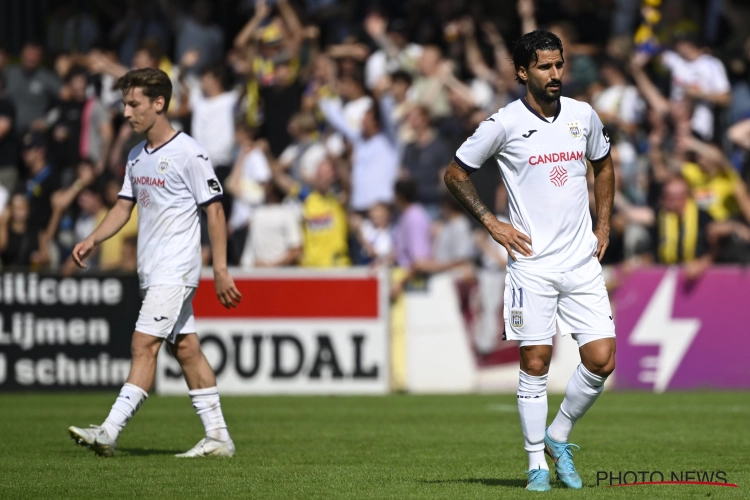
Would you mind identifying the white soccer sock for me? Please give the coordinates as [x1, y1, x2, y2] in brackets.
[101, 383, 148, 440]
[547, 363, 607, 443]
[190, 387, 230, 441]
[517, 370, 549, 471]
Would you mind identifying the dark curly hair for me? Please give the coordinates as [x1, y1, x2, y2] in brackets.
[512, 30, 564, 86]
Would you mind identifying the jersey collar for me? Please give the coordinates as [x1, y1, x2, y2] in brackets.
[144, 131, 182, 155]
[521, 97, 561, 123]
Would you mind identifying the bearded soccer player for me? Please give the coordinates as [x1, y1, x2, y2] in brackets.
[68, 68, 242, 458]
[445, 31, 616, 491]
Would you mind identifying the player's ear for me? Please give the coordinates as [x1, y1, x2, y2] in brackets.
[517, 66, 528, 84]
[153, 95, 166, 114]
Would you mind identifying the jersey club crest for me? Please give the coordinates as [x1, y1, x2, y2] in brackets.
[510, 309, 523, 328]
[567, 121, 582, 139]
[156, 157, 171, 174]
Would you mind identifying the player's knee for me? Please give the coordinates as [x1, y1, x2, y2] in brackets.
[131, 341, 160, 360]
[522, 358, 550, 376]
[587, 356, 615, 378]
[172, 337, 201, 364]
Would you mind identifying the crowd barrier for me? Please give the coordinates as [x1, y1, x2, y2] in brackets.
[1, 266, 747, 393]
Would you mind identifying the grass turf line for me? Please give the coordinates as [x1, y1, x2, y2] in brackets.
[0, 392, 747, 499]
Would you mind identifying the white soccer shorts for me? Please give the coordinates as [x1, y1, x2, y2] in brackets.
[503, 256, 615, 346]
[135, 286, 197, 343]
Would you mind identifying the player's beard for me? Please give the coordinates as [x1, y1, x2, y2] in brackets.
[528, 77, 562, 104]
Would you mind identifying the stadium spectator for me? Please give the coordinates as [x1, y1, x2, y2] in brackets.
[48, 67, 113, 173]
[402, 105, 451, 212]
[240, 182, 302, 268]
[46, 159, 97, 265]
[379, 70, 415, 145]
[548, 21, 599, 99]
[184, 63, 239, 218]
[1, 190, 51, 269]
[159, 0, 224, 72]
[409, 45, 451, 120]
[337, 73, 373, 135]
[350, 201, 394, 266]
[592, 57, 644, 138]
[109, 0, 170, 67]
[46, 1, 100, 55]
[4, 41, 62, 134]
[233, 0, 307, 156]
[392, 179, 431, 269]
[61, 185, 108, 274]
[271, 155, 349, 267]
[319, 95, 399, 212]
[21, 132, 58, 233]
[414, 195, 475, 275]
[0, 75, 18, 192]
[226, 123, 272, 263]
[647, 32, 731, 142]
[363, 13, 422, 90]
[677, 134, 750, 223]
[277, 112, 328, 186]
[653, 176, 714, 280]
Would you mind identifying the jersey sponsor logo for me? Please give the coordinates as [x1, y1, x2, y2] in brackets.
[602, 127, 610, 143]
[156, 156, 171, 174]
[528, 150, 584, 165]
[522, 129, 537, 138]
[549, 165, 569, 187]
[133, 176, 165, 187]
[139, 190, 150, 207]
[207, 178, 222, 194]
[567, 120, 583, 139]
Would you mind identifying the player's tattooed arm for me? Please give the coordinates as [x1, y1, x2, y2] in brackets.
[444, 160, 493, 224]
[444, 159, 532, 260]
[591, 155, 615, 261]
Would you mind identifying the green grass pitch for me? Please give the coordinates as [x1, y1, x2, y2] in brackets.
[0, 392, 747, 499]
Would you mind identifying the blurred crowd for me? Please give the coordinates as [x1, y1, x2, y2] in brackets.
[2, 0, 750, 320]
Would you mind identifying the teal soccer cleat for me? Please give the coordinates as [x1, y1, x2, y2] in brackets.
[525, 467, 551, 492]
[544, 429, 583, 489]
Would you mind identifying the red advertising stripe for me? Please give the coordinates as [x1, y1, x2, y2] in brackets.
[193, 278, 379, 318]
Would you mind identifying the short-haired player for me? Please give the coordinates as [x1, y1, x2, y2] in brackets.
[68, 68, 242, 458]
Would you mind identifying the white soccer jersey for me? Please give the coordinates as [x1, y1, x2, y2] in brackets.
[118, 132, 223, 288]
[455, 97, 610, 273]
